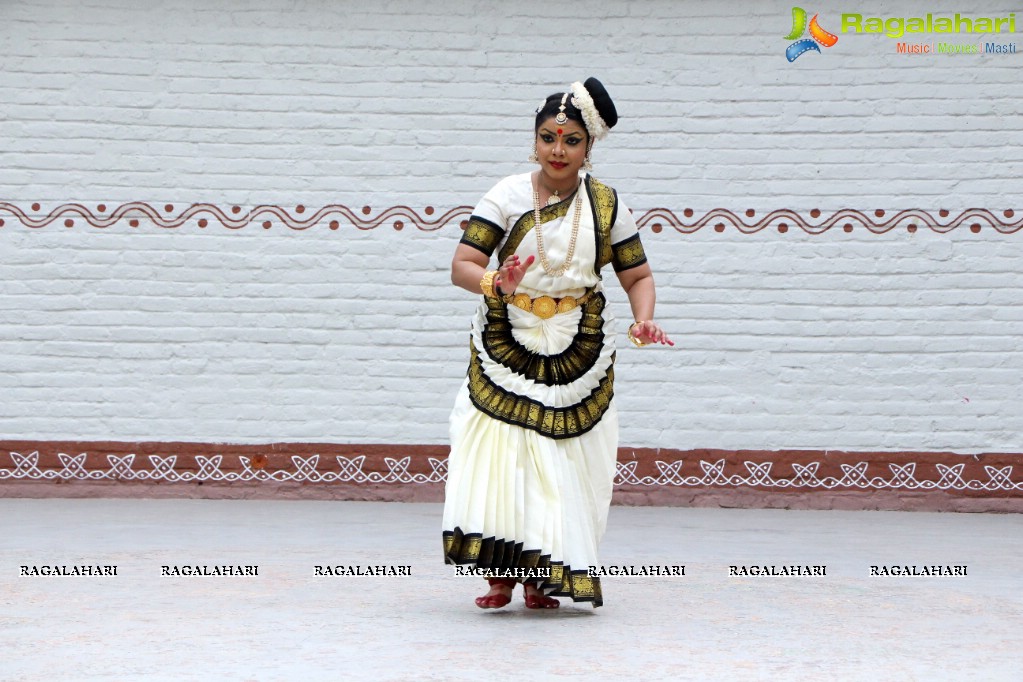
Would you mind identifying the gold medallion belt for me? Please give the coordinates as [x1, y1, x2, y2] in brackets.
[501, 287, 595, 320]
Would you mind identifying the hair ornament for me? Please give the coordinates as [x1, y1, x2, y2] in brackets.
[569, 81, 610, 141]
[554, 93, 569, 125]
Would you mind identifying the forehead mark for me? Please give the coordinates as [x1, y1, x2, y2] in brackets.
[540, 125, 583, 139]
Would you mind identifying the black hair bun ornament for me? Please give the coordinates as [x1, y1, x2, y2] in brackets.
[570, 77, 617, 140]
[583, 77, 618, 129]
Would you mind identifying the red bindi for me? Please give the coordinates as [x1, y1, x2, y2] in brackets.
[557, 128, 563, 135]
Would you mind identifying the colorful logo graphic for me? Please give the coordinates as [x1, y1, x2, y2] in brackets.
[784, 7, 839, 61]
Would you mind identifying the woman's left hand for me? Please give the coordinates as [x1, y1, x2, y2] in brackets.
[631, 320, 674, 347]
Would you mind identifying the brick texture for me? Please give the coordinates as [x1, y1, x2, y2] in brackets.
[1, 1, 1022, 463]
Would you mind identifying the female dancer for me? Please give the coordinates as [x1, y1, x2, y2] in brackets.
[443, 77, 672, 609]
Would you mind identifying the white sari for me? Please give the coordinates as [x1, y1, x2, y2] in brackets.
[442, 172, 646, 607]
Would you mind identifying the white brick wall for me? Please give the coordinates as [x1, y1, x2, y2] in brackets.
[1, 0, 1021, 452]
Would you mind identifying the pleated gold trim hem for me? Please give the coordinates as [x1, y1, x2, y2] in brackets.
[443, 527, 603, 606]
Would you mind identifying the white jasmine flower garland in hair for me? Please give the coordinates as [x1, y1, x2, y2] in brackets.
[570, 81, 610, 141]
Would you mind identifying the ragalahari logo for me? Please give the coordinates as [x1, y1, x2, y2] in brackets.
[784, 7, 839, 61]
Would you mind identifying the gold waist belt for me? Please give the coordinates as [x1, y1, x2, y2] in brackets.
[506, 289, 593, 319]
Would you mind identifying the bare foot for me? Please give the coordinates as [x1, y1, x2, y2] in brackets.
[523, 583, 559, 609]
[475, 582, 514, 609]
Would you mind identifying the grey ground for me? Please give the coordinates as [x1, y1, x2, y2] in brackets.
[2, 499, 1020, 681]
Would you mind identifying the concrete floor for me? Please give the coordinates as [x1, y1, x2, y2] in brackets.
[2, 499, 1021, 681]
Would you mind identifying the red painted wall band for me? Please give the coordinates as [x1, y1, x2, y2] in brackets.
[0, 203, 1019, 234]
[2, 441, 1020, 497]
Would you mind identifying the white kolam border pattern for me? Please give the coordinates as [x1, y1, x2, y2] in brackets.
[2, 450, 1021, 492]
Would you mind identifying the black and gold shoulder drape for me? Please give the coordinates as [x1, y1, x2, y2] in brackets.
[586, 175, 648, 274]
[459, 175, 647, 274]
[497, 194, 573, 263]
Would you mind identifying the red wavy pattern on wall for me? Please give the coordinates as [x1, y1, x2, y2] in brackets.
[0, 202, 1020, 234]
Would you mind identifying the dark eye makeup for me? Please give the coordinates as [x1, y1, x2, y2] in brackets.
[539, 131, 584, 145]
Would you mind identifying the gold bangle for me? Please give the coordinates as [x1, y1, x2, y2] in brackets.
[628, 320, 649, 347]
[480, 270, 499, 299]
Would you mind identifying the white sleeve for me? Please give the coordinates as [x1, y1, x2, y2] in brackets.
[458, 177, 512, 257]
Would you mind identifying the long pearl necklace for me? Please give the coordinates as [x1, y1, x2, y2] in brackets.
[533, 177, 582, 278]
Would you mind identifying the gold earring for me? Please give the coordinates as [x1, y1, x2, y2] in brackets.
[528, 143, 538, 163]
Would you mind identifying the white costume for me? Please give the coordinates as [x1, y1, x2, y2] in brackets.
[442, 171, 647, 607]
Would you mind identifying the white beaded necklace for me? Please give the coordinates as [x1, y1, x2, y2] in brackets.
[533, 177, 582, 278]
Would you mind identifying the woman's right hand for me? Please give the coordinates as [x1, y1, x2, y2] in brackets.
[497, 254, 534, 295]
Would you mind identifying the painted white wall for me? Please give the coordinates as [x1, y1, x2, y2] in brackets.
[1, 0, 1021, 451]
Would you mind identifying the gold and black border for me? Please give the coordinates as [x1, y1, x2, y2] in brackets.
[480, 292, 607, 386]
[497, 192, 575, 263]
[459, 215, 505, 256]
[467, 339, 614, 440]
[611, 232, 648, 272]
[491, 175, 621, 278]
[443, 527, 602, 606]
[586, 175, 618, 276]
